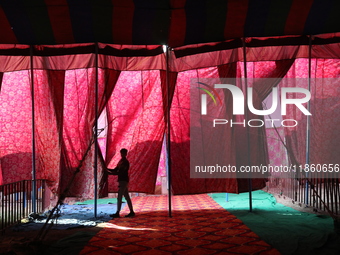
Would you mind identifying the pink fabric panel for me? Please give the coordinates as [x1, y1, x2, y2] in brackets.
[156, 140, 166, 186]
[98, 138, 106, 157]
[309, 60, 340, 168]
[34, 70, 65, 193]
[170, 63, 279, 194]
[60, 68, 97, 198]
[106, 70, 165, 194]
[60, 67, 117, 198]
[0, 71, 3, 184]
[266, 128, 288, 178]
[169, 68, 196, 194]
[34, 54, 94, 71]
[283, 59, 315, 167]
[0, 55, 30, 72]
[0, 71, 32, 184]
[233, 61, 289, 191]
[283, 59, 340, 176]
[170, 67, 239, 194]
[0, 72, 3, 92]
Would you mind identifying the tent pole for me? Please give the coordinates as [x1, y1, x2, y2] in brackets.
[94, 43, 99, 218]
[305, 36, 312, 205]
[30, 45, 37, 214]
[242, 38, 252, 212]
[166, 45, 172, 217]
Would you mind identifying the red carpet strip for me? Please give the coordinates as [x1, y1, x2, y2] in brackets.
[80, 194, 280, 254]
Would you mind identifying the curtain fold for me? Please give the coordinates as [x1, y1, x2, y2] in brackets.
[310, 60, 340, 173]
[217, 60, 295, 193]
[59, 68, 97, 198]
[160, 70, 178, 121]
[283, 59, 340, 181]
[170, 67, 239, 195]
[169, 59, 296, 194]
[0, 71, 3, 184]
[0, 72, 3, 92]
[105, 70, 165, 194]
[0, 71, 33, 185]
[59, 67, 120, 198]
[97, 69, 121, 197]
[282, 59, 311, 172]
[34, 70, 65, 193]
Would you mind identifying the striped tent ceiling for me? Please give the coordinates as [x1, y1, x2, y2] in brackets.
[0, 0, 339, 48]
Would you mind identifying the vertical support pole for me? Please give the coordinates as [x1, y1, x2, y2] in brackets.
[305, 36, 312, 205]
[1, 185, 4, 232]
[94, 43, 99, 218]
[22, 181, 26, 215]
[30, 45, 37, 214]
[242, 38, 252, 212]
[165, 46, 172, 217]
[41, 180, 46, 214]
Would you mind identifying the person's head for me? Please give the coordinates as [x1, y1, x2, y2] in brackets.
[120, 148, 128, 157]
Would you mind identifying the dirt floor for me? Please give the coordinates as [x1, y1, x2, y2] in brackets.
[0, 199, 108, 255]
[0, 191, 153, 255]
[0, 224, 101, 255]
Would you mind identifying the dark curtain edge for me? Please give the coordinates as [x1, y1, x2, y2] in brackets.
[0, 44, 164, 57]
[173, 35, 340, 58]
[0, 34, 338, 58]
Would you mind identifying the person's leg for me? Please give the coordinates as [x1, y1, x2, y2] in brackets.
[110, 182, 127, 218]
[117, 186, 124, 212]
[123, 185, 134, 216]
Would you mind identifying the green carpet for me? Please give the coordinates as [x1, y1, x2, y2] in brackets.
[210, 190, 340, 255]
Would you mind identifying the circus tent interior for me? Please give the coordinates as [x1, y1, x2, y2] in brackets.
[1, 1, 340, 254]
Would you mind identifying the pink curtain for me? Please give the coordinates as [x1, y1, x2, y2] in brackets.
[310, 60, 340, 168]
[169, 67, 196, 194]
[105, 70, 165, 194]
[224, 60, 294, 192]
[0, 72, 4, 184]
[170, 67, 239, 194]
[0, 72, 3, 92]
[266, 128, 288, 173]
[97, 69, 121, 197]
[235, 60, 296, 191]
[59, 68, 97, 197]
[169, 59, 295, 195]
[34, 70, 65, 193]
[60, 68, 119, 198]
[0, 71, 33, 184]
[283, 59, 340, 177]
[0, 42, 339, 199]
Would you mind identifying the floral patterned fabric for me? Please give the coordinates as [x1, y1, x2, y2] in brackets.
[0, 45, 339, 198]
[105, 70, 165, 194]
[283, 59, 340, 177]
[0, 71, 33, 185]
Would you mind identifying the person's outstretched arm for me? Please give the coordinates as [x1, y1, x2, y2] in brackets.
[107, 167, 118, 175]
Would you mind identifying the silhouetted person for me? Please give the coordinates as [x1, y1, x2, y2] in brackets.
[107, 148, 135, 218]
